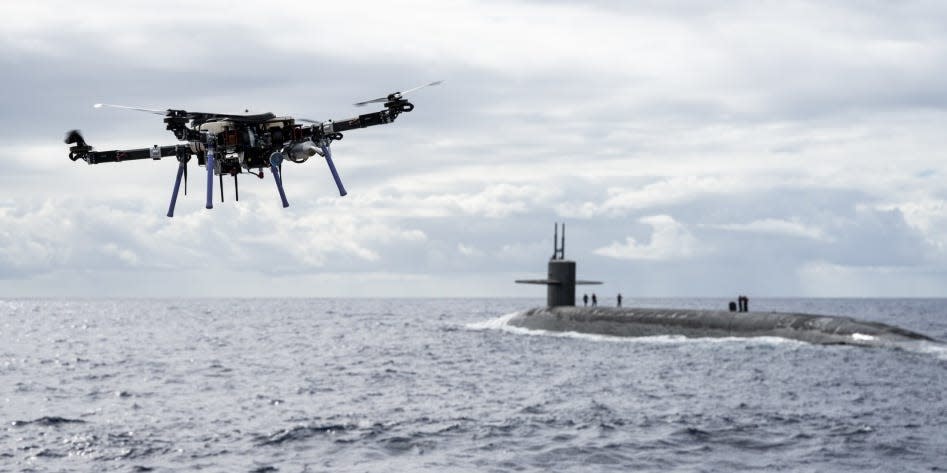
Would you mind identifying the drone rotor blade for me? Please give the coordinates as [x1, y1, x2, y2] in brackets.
[185, 111, 275, 121]
[401, 80, 443, 95]
[353, 97, 387, 107]
[93, 103, 167, 115]
[353, 80, 443, 107]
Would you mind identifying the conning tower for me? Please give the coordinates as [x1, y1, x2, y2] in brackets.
[515, 223, 601, 307]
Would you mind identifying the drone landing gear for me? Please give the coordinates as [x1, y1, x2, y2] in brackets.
[218, 173, 240, 202]
[205, 141, 216, 210]
[166, 153, 194, 218]
[319, 142, 347, 197]
[166, 147, 193, 218]
[269, 152, 290, 208]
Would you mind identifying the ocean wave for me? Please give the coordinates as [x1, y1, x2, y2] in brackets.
[903, 340, 947, 360]
[11, 416, 86, 427]
[254, 423, 352, 447]
[466, 313, 807, 347]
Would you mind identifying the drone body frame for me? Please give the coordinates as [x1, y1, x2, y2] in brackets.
[65, 82, 440, 217]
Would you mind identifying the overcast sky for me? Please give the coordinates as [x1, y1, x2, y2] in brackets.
[1, 0, 946, 298]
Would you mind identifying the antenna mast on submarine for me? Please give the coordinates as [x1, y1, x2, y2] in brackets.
[552, 222, 566, 260]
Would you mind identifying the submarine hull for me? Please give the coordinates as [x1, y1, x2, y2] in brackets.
[508, 306, 935, 346]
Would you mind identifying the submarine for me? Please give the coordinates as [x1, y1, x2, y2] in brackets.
[511, 224, 936, 347]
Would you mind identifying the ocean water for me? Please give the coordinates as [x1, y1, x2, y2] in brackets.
[1, 298, 945, 472]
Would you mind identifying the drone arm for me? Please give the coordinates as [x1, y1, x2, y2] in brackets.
[330, 110, 395, 132]
[309, 101, 413, 139]
[69, 143, 191, 165]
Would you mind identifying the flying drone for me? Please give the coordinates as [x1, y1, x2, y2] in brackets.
[65, 81, 442, 217]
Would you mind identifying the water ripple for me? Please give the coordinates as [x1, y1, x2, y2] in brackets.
[1, 298, 945, 472]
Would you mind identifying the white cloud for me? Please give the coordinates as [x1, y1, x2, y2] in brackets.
[796, 260, 947, 297]
[101, 243, 140, 266]
[0, 198, 429, 279]
[315, 183, 561, 219]
[457, 243, 482, 257]
[562, 176, 752, 217]
[876, 199, 947, 251]
[701, 218, 828, 241]
[594, 215, 703, 261]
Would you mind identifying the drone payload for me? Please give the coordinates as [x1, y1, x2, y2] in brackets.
[65, 81, 442, 217]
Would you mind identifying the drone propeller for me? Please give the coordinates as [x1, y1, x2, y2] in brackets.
[185, 111, 276, 122]
[94, 103, 276, 122]
[402, 80, 444, 95]
[93, 103, 167, 115]
[353, 80, 443, 106]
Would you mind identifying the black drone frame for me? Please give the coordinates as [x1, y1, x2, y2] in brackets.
[65, 82, 439, 217]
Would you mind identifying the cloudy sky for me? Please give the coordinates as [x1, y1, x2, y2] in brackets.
[1, 0, 946, 298]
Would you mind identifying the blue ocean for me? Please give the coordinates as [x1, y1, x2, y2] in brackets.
[2, 298, 945, 472]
